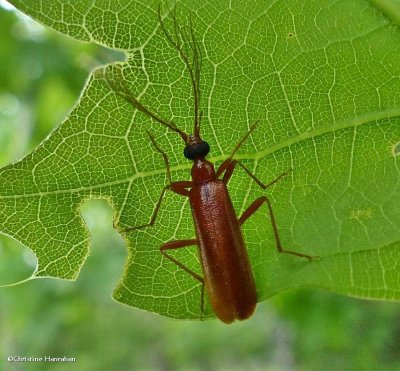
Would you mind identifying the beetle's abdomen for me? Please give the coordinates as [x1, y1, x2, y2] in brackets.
[189, 180, 257, 323]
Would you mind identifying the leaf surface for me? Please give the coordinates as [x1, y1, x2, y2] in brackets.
[2, 0, 400, 319]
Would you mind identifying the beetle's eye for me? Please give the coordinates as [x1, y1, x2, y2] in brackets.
[184, 141, 210, 160]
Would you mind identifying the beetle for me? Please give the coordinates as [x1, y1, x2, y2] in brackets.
[105, 6, 317, 323]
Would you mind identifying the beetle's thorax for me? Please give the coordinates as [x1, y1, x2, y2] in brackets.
[191, 158, 216, 184]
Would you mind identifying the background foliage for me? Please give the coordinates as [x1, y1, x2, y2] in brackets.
[1, 1, 400, 370]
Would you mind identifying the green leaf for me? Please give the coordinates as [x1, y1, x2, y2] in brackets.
[1, 0, 400, 320]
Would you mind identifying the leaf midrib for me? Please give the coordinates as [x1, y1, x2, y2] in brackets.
[1, 107, 398, 200]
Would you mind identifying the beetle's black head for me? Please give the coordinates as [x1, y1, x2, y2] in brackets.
[183, 135, 210, 160]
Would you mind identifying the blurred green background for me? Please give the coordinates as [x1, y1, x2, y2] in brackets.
[0, 2, 400, 370]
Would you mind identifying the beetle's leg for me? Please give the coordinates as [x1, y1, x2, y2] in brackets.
[161, 240, 201, 281]
[218, 158, 292, 188]
[114, 181, 193, 233]
[169, 181, 193, 197]
[114, 132, 193, 232]
[160, 239, 206, 319]
[215, 158, 235, 182]
[224, 159, 317, 259]
[216, 120, 260, 179]
[114, 185, 168, 232]
[239, 196, 318, 260]
[147, 131, 194, 196]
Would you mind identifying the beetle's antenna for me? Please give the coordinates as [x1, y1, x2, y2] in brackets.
[227, 120, 260, 160]
[158, 4, 202, 140]
[147, 130, 172, 184]
[102, 66, 188, 143]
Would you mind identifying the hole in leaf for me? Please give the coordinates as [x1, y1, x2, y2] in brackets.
[0, 234, 37, 285]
